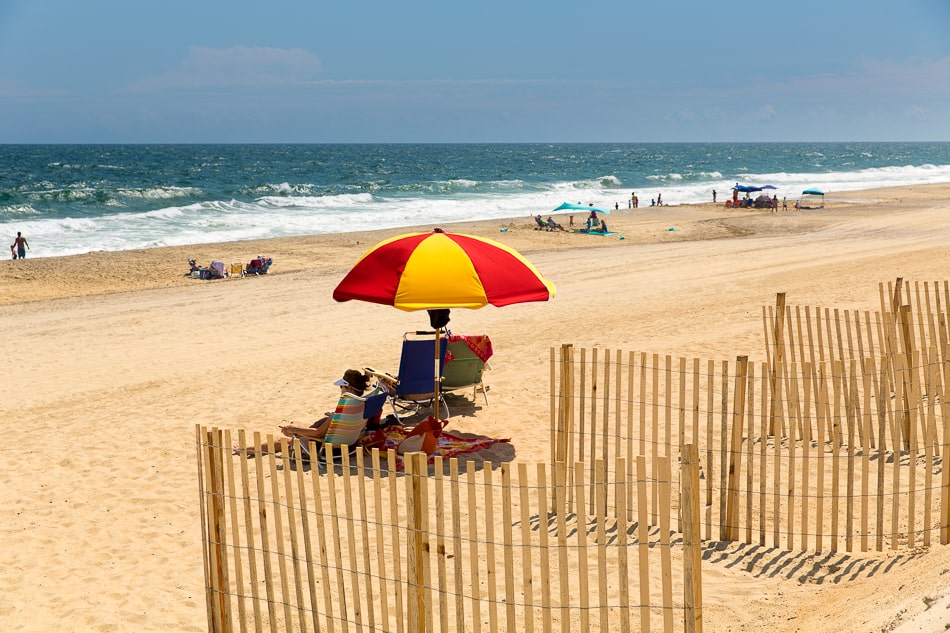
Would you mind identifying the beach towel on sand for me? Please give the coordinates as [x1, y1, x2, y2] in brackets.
[361, 426, 509, 470]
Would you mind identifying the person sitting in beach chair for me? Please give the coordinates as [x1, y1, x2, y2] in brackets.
[545, 216, 564, 231]
[599, 219, 608, 233]
[188, 258, 212, 279]
[236, 369, 374, 456]
[534, 215, 548, 231]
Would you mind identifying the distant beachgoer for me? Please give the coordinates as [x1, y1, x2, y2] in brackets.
[732, 186, 739, 204]
[712, 189, 717, 203]
[633, 195, 638, 208]
[615, 202, 619, 211]
[651, 199, 656, 207]
[12, 232, 29, 259]
[657, 193, 662, 206]
[569, 215, 575, 228]
[600, 219, 608, 233]
[782, 197, 787, 211]
[771, 195, 778, 213]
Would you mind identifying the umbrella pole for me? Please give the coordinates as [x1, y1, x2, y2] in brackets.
[434, 329, 442, 420]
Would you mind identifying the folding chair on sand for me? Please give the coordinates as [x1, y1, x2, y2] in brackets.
[366, 330, 449, 422]
[441, 335, 491, 405]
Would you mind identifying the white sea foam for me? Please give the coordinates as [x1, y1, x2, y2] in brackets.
[5, 160, 950, 259]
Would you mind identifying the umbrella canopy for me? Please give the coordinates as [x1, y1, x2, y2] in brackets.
[733, 185, 762, 193]
[334, 228, 555, 424]
[802, 188, 824, 196]
[333, 228, 555, 311]
[552, 201, 611, 215]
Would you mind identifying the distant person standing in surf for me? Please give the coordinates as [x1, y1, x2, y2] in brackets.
[12, 232, 29, 259]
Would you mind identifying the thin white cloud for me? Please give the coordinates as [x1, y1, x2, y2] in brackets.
[0, 79, 69, 98]
[904, 105, 931, 121]
[753, 104, 776, 122]
[119, 46, 324, 94]
[786, 56, 950, 97]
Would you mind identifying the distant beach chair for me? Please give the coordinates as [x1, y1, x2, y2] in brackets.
[230, 262, 244, 277]
[209, 261, 227, 279]
[246, 255, 273, 275]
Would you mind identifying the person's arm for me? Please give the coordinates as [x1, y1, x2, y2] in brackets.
[280, 424, 321, 438]
[281, 418, 331, 440]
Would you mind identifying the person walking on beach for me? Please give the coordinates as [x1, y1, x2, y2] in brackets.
[712, 189, 717, 203]
[12, 232, 28, 259]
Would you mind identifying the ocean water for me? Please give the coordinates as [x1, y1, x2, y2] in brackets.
[1, 142, 949, 259]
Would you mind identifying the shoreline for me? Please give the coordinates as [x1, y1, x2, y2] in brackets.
[1, 181, 946, 307]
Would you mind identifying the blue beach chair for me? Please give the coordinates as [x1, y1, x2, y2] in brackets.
[368, 331, 449, 421]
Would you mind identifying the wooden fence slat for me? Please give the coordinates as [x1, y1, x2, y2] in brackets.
[574, 461, 590, 633]
[636, 456, 650, 632]
[595, 459, 609, 632]
[616, 457, 631, 633]
[501, 464, 516, 632]
[450, 459, 465, 633]
[682, 445, 703, 633]
[280, 441, 308, 633]
[536, 463, 553, 633]
[435, 456, 449, 633]
[659, 456, 674, 633]
[483, 465, 499, 633]
[256, 436, 278, 633]
[223, 430, 249, 633]
[518, 463, 535, 633]
[466, 461, 482, 633]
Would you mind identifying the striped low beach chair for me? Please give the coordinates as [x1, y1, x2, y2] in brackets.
[298, 386, 387, 465]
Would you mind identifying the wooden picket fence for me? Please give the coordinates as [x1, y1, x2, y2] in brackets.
[197, 428, 704, 633]
[551, 282, 950, 553]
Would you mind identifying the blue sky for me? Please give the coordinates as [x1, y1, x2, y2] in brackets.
[0, 0, 948, 143]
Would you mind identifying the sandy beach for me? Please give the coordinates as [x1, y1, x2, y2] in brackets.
[4, 182, 950, 632]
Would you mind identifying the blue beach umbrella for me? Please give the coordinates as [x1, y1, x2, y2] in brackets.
[733, 185, 762, 193]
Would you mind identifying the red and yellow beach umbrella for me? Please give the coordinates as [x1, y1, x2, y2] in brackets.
[333, 228, 555, 421]
[332, 228, 555, 310]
